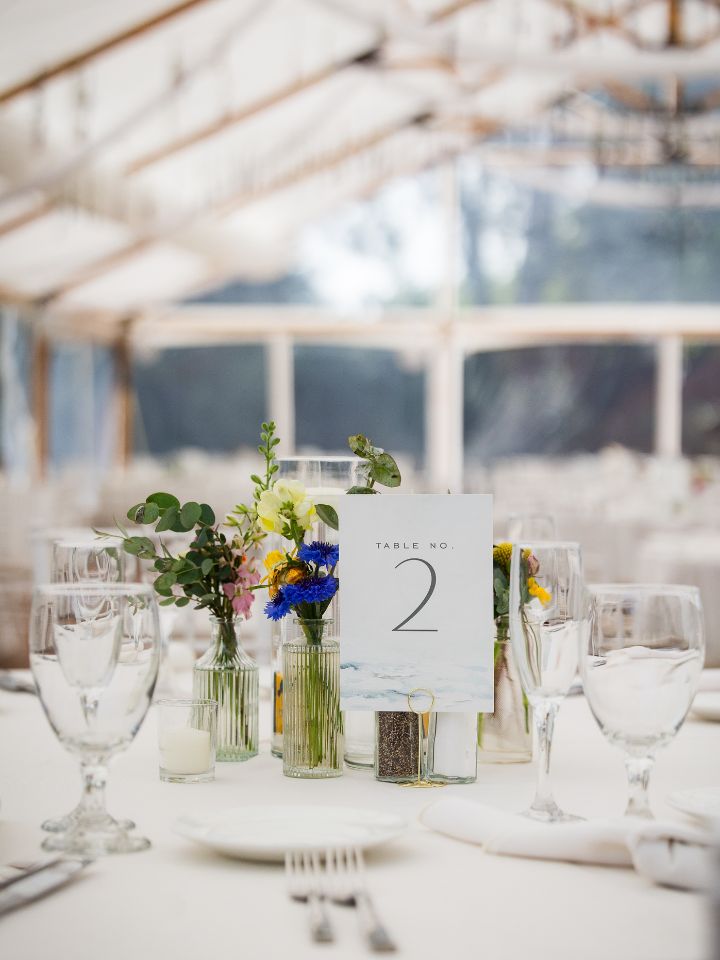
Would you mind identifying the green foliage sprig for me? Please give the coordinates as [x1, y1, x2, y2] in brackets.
[315, 434, 402, 530]
[98, 491, 260, 621]
[226, 420, 279, 547]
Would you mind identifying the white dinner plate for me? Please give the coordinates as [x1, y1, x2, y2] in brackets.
[691, 693, 720, 723]
[667, 787, 720, 825]
[173, 805, 407, 862]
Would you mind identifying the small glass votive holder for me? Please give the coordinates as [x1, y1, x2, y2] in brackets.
[157, 699, 217, 783]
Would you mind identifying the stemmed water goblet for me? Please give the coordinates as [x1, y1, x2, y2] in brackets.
[42, 538, 126, 835]
[509, 541, 588, 822]
[580, 584, 704, 819]
[30, 582, 160, 855]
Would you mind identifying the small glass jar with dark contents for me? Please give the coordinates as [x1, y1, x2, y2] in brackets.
[374, 711, 421, 783]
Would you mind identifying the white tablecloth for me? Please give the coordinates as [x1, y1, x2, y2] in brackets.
[1, 689, 719, 960]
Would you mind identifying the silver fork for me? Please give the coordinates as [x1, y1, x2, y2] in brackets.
[326, 847, 397, 953]
[285, 850, 334, 944]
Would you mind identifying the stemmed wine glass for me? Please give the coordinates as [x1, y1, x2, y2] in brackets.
[51, 537, 125, 585]
[42, 538, 126, 835]
[30, 582, 160, 855]
[581, 584, 704, 819]
[509, 541, 588, 822]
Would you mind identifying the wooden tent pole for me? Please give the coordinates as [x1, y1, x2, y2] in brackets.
[114, 322, 134, 468]
[0, 0, 214, 106]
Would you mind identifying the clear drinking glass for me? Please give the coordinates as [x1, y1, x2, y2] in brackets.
[509, 541, 587, 822]
[30, 582, 160, 855]
[51, 538, 125, 584]
[581, 584, 704, 819]
[157, 699, 217, 783]
[506, 514, 556, 541]
[44, 537, 127, 835]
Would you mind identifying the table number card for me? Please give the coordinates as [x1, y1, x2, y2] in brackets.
[338, 494, 494, 712]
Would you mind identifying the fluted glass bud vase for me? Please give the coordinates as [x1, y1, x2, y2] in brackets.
[282, 618, 343, 779]
[193, 617, 258, 762]
[477, 617, 532, 763]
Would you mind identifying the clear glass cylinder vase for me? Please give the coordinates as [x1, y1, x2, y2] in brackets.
[478, 619, 532, 763]
[270, 617, 284, 758]
[193, 617, 258, 762]
[282, 618, 343, 779]
[427, 712, 478, 783]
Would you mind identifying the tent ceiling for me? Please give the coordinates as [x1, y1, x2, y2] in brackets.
[0, 0, 718, 320]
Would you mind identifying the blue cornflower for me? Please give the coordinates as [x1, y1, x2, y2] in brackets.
[284, 575, 338, 606]
[264, 590, 292, 621]
[297, 541, 339, 569]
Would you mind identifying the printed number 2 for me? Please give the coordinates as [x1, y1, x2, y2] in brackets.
[392, 558, 438, 632]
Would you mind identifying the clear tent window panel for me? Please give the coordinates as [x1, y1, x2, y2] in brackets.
[458, 164, 720, 305]
[50, 342, 115, 472]
[683, 345, 720, 457]
[293, 345, 425, 469]
[133, 345, 267, 456]
[464, 344, 656, 463]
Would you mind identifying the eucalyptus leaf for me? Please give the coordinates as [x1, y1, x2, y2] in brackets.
[201, 557, 214, 576]
[156, 506, 179, 533]
[199, 503, 215, 526]
[175, 596, 191, 608]
[126, 503, 145, 522]
[147, 492, 180, 510]
[315, 503, 339, 530]
[348, 434, 372, 457]
[159, 597, 176, 607]
[369, 452, 401, 487]
[347, 485, 378, 495]
[123, 536, 156, 557]
[180, 501, 202, 528]
[154, 572, 177, 594]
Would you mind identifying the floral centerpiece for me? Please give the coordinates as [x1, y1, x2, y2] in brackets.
[102, 424, 279, 761]
[478, 542, 549, 762]
[233, 430, 401, 778]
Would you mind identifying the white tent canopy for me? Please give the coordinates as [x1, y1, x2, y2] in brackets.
[0, 0, 719, 321]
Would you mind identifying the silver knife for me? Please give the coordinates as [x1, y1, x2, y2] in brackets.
[0, 858, 92, 916]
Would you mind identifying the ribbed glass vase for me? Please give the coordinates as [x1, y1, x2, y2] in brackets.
[193, 617, 258, 762]
[282, 618, 343, 779]
[477, 618, 532, 763]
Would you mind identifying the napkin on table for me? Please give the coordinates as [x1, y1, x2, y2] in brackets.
[420, 797, 716, 891]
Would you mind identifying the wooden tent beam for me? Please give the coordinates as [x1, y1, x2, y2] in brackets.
[0, 0, 214, 106]
[40, 112, 436, 303]
[124, 46, 380, 174]
[124, 0, 484, 174]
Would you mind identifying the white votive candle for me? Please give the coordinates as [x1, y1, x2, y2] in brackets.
[160, 727, 212, 775]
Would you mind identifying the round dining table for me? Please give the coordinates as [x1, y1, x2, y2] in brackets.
[1, 681, 718, 960]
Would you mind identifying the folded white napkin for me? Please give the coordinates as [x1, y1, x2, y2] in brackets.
[420, 797, 716, 891]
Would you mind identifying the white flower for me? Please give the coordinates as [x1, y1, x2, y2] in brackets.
[257, 480, 316, 534]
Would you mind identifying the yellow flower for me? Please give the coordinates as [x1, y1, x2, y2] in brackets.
[493, 542, 512, 569]
[528, 577, 552, 605]
[263, 550, 284, 573]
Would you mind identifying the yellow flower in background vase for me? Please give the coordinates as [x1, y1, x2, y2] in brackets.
[528, 576, 551, 605]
